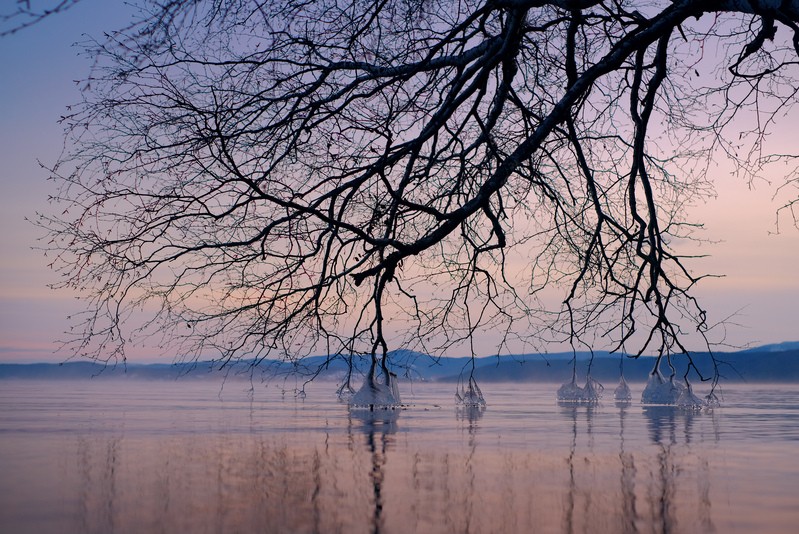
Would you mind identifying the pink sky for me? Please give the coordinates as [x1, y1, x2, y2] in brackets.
[1, 1, 797, 363]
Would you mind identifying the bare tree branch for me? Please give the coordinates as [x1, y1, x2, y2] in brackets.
[36, 0, 799, 399]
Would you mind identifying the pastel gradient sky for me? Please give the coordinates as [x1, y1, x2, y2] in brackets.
[0, 1, 797, 363]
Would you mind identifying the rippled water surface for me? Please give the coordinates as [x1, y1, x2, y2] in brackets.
[1, 379, 798, 533]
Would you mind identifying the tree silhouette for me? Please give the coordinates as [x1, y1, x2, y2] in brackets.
[40, 0, 799, 397]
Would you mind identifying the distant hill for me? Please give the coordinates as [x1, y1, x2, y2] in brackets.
[443, 349, 799, 383]
[1, 344, 798, 382]
[739, 341, 799, 353]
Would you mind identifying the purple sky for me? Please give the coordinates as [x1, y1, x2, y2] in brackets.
[1, 2, 797, 363]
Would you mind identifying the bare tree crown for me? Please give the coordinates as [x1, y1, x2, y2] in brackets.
[39, 0, 799, 385]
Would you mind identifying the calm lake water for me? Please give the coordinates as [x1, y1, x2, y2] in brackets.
[1, 379, 798, 534]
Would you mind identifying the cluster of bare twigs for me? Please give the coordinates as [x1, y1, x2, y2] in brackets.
[0, 0, 80, 37]
[37, 1, 799, 389]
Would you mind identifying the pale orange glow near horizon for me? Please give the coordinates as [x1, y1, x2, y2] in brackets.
[1, 1, 797, 364]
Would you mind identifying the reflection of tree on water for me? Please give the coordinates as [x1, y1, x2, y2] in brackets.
[642, 406, 715, 533]
[58, 391, 725, 534]
[643, 407, 683, 533]
[77, 434, 121, 534]
[455, 404, 485, 426]
[617, 403, 639, 534]
[559, 402, 596, 534]
[643, 406, 696, 446]
[556, 401, 718, 534]
[562, 403, 578, 534]
[349, 408, 399, 534]
[455, 402, 482, 534]
[454, 401, 484, 532]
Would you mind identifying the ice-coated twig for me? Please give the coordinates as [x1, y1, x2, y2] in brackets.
[614, 375, 632, 402]
[557, 376, 603, 403]
[349, 365, 401, 409]
[455, 376, 486, 407]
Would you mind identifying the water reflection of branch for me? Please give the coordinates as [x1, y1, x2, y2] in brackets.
[565, 406, 577, 534]
[617, 403, 639, 534]
[697, 457, 714, 533]
[558, 402, 596, 534]
[455, 404, 482, 533]
[651, 443, 678, 532]
[642, 407, 683, 532]
[311, 441, 324, 533]
[643, 406, 696, 446]
[557, 402, 650, 533]
[349, 408, 400, 437]
[641, 406, 716, 533]
[455, 404, 485, 427]
[77, 434, 121, 534]
[348, 408, 399, 534]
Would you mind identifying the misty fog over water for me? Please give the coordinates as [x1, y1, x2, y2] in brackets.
[1, 380, 798, 533]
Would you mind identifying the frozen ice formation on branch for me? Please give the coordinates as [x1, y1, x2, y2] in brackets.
[455, 377, 486, 407]
[613, 376, 632, 402]
[641, 371, 706, 408]
[349, 370, 401, 409]
[557, 376, 604, 403]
